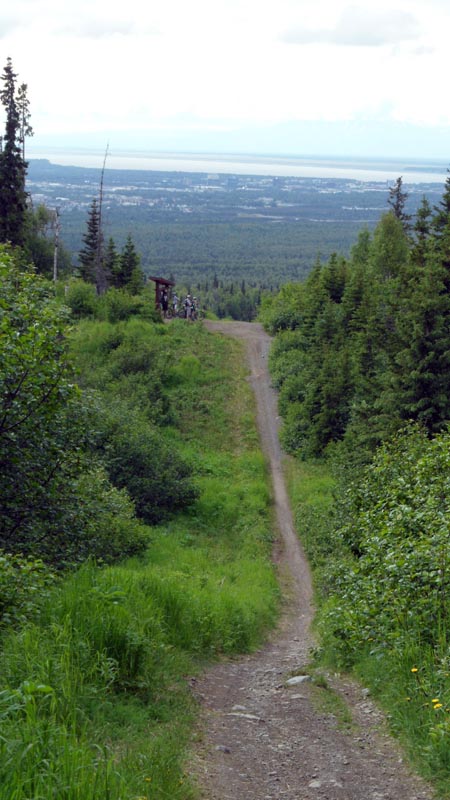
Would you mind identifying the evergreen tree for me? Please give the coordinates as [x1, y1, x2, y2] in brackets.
[17, 82, 33, 161]
[432, 170, 450, 235]
[104, 237, 120, 286]
[115, 234, 144, 292]
[387, 176, 411, 230]
[412, 196, 432, 267]
[78, 199, 101, 284]
[388, 248, 450, 432]
[0, 58, 28, 246]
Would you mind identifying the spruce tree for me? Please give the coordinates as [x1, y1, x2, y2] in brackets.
[412, 196, 432, 267]
[432, 170, 450, 235]
[387, 176, 411, 230]
[104, 237, 120, 286]
[387, 245, 450, 432]
[117, 235, 144, 292]
[0, 58, 28, 246]
[17, 82, 33, 160]
[78, 199, 101, 284]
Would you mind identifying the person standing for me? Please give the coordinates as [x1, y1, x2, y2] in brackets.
[172, 292, 179, 316]
[160, 288, 169, 318]
[184, 294, 192, 319]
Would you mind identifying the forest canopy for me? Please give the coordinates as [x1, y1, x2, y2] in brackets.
[263, 175, 450, 460]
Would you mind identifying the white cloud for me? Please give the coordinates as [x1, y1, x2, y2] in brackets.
[282, 6, 421, 46]
[0, 0, 450, 157]
[56, 17, 137, 38]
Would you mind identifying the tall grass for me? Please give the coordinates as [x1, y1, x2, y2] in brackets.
[0, 320, 278, 799]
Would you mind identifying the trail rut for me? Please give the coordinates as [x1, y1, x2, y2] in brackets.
[189, 320, 433, 800]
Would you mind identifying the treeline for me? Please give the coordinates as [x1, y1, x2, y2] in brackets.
[264, 178, 450, 789]
[263, 177, 450, 460]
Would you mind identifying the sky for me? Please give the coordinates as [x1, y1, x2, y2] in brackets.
[1, 0, 450, 161]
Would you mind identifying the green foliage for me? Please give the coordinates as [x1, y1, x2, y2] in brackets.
[64, 278, 98, 317]
[0, 251, 80, 554]
[22, 205, 72, 279]
[259, 281, 305, 333]
[270, 176, 450, 458]
[78, 198, 101, 284]
[64, 468, 149, 565]
[114, 233, 144, 293]
[71, 317, 171, 423]
[0, 320, 278, 799]
[0, 552, 55, 629]
[0, 252, 147, 566]
[70, 318, 199, 523]
[288, 448, 450, 791]
[90, 399, 198, 524]
[387, 176, 411, 229]
[0, 59, 28, 246]
[321, 427, 450, 662]
[98, 285, 159, 322]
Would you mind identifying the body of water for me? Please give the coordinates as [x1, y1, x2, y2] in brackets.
[27, 147, 449, 184]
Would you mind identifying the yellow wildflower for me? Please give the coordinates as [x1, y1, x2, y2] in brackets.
[433, 703, 443, 709]
[411, 667, 418, 673]
[432, 698, 440, 703]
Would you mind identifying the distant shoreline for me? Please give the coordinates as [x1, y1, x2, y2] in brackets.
[26, 148, 448, 184]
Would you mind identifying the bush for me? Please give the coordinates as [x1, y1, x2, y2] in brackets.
[89, 399, 198, 524]
[99, 288, 161, 323]
[64, 279, 98, 318]
[0, 252, 82, 558]
[0, 552, 55, 629]
[67, 468, 149, 564]
[320, 426, 450, 663]
[0, 254, 148, 568]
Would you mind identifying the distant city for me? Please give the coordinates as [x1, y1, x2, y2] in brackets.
[27, 158, 443, 224]
[26, 158, 447, 286]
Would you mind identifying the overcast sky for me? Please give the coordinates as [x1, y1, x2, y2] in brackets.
[2, 0, 450, 160]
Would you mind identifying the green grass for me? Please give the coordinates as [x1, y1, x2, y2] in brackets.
[0, 319, 279, 799]
[284, 457, 337, 574]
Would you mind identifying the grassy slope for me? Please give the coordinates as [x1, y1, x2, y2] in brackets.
[0, 320, 279, 800]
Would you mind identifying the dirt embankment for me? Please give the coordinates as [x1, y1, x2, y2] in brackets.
[190, 320, 433, 800]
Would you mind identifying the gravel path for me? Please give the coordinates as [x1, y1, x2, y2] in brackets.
[189, 320, 433, 800]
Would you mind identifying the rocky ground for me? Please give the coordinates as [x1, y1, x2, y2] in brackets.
[189, 321, 434, 800]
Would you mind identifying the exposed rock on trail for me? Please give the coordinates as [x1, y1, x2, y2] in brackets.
[190, 320, 432, 800]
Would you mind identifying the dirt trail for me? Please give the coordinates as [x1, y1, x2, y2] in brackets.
[190, 320, 433, 800]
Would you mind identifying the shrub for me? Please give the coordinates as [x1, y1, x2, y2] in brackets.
[320, 426, 450, 663]
[0, 252, 83, 559]
[0, 552, 55, 629]
[0, 255, 148, 567]
[99, 288, 161, 323]
[89, 399, 198, 524]
[64, 279, 98, 318]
